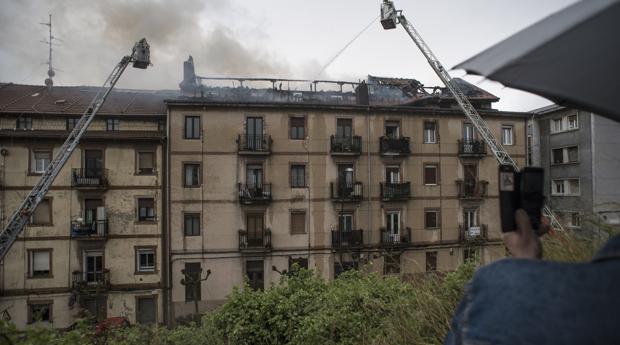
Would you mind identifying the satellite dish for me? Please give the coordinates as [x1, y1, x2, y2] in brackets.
[47, 69, 55, 77]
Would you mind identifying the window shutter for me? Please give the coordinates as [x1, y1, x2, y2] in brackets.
[33, 251, 50, 271]
[291, 212, 306, 234]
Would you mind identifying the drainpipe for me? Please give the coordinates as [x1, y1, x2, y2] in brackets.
[165, 108, 172, 327]
[366, 105, 372, 246]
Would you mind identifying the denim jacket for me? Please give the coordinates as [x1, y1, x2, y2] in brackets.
[445, 235, 620, 345]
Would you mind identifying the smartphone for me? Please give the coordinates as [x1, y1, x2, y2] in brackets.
[499, 165, 544, 232]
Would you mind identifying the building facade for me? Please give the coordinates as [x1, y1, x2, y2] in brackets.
[0, 84, 168, 328]
[166, 67, 529, 322]
[531, 105, 620, 232]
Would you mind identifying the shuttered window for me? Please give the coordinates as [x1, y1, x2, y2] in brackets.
[425, 209, 439, 229]
[290, 211, 306, 234]
[426, 251, 438, 272]
[424, 164, 438, 185]
[137, 198, 155, 221]
[137, 151, 155, 174]
[289, 117, 305, 139]
[31, 199, 52, 225]
[29, 250, 51, 278]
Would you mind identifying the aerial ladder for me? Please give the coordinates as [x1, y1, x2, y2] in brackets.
[0, 39, 151, 261]
[379, 1, 564, 231]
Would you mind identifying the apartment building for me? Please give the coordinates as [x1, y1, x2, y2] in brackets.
[166, 59, 528, 322]
[531, 105, 620, 232]
[0, 84, 169, 329]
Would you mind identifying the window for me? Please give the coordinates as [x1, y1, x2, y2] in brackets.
[552, 179, 580, 196]
[246, 260, 264, 291]
[184, 213, 200, 236]
[31, 198, 52, 225]
[567, 115, 578, 130]
[290, 165, 306, 188]
[552, 146, 579, 164]
[66, 118, 79, 130]
[464, 247, 479, 262]
[569, 212, 581, 228]
[384, 253, 401, 274]
[183, 163, 200, 187]
[423, 121, 437, 143]
[31, 149, 51, 174]
[336, 119, 353, 138]
[334, 261, 358, 278]
[385, 121, 400, 138]
[16, 117, 32, 129]
[28, 302, 52, 323]
[289, 117, 305, 139]
[184, 262, 202, 302]
[184, 116, 200, 139]
[28, 250, 51, 278]
[425, 251, 437, 272]
[136, 150, 155, 174]
[424, 164, 438, 185]
[289, 257, 309, 272]
[137, 198, 155, 222]
[551, 118, 563, 133]
[157, 119, 166, 131]
[136, 296, 157, 325]
[425, 209, 440, 229]
[136, 247, 156, 273]
[501, 125, 513, 145]
[106, 119, 119, 131]
[290, 210, 306, 234]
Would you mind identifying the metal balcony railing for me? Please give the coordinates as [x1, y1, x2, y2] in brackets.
[330, 182, 363, 202]
[458, 140, 486, 157]
[456, 179, 489, 199]
[330, 135, 362, 155]
[459, 224, 488, 243]
[239, 229, 272, 250]
[331, 230, 364, 248]
[237, 134, 272, 154]
[71, 168, 108, 188]
[380, 136, 411, 155]
[238, 183, 272, 204]
[380, 182, 411, 201]
[380, 227, 411, 247]
[72, 269, 110, 290]
[71, 220, 108, 239]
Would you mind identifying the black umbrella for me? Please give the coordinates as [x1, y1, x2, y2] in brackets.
[454, 0, 620, 122]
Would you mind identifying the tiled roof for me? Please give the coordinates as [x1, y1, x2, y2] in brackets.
[0, 83, 177, 116]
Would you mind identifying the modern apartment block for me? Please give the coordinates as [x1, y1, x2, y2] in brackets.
[530, 105, 620, 231]
[0, 84, 169, 329]
[165, 58, 528, 322]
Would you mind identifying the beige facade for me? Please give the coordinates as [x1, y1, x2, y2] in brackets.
[0, 85, 167, 329]
[166, 98, 528, 322]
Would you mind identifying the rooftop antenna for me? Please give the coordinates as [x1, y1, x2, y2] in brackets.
[40, 14, 56, 91]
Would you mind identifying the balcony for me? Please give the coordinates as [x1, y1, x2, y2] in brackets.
[237, 134, 272, 155]
[380, 227, 411, 248]
[72, 270, 110, 291]
[239, 229, 272, 252]
[331, 230, 364, 248]
[238, 183, 272, 205]
[458, 140, 486, 158]
[380, 182, 411, 201]
[379, 137, 411, 156]
[71, 220, 108, 240]
[456, 179, 489, 200]
[330, 135, 362, 156]
[71, 168, 108, 189]
[459, 224, 488, 243]
[330, 182, 363, 202]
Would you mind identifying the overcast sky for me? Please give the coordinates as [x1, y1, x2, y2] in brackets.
[0, 0, 579, 112]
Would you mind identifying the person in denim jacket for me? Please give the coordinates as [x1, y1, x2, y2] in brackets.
[445, 209, 620, 345]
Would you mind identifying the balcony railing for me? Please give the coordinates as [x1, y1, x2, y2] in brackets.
[330, 135, 362, 155]
[459, 224, 488, 243]
[380, 227, 411, 247]
[380, 182, 411, 201]
[456, 179, 489, 199]
[458, 140, 486, 157]
[331, 230, 364, 248]
[237, 134, 272, 155]
[379, 136, 411, 155]
[239, 229, 272, 251]
[330, 182, 363, 202]
[238, 183, 272, 204]
[71, 168, 108, 188]
[71, 220, 108, 239]
[72, 269, 110, 290]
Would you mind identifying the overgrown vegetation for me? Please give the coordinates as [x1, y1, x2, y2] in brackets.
[1, 225, 613, 345]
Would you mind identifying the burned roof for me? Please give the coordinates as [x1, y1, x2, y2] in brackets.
[0, 83, 176, 116]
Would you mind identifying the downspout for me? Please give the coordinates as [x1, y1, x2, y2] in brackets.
[165, 107, 172, 326]
[366, 105, 372, 246]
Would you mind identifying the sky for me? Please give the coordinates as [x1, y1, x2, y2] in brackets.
[0, 0, 579, 112]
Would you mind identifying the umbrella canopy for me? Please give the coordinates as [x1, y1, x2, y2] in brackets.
[454, 0, 620, 122]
